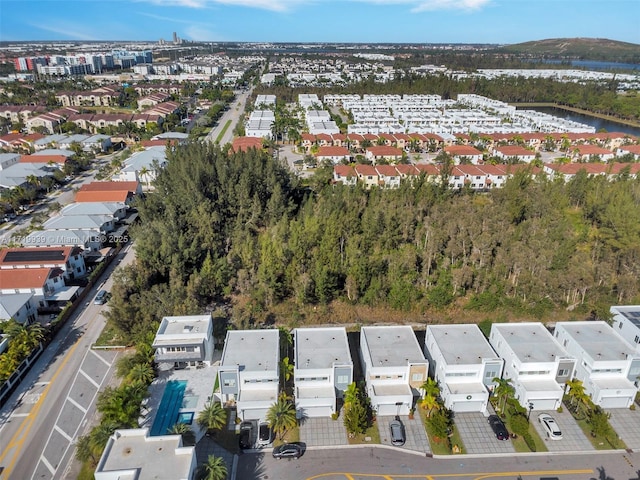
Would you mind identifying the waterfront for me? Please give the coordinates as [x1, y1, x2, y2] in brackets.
[532, 59, 640, 71]
[520, 106, 640, 137]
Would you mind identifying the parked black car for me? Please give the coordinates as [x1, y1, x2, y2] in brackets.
[389, 416, 406, 446]
[239, 421, 254, 450]
[272, 443, 303, 459]
[488, 414, 509, 441]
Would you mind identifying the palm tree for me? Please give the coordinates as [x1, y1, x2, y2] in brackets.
[266, 393, 297, 441]
[492, 377, 515, 414]
[127, 362, 154, 386]
[138, 166, 152, 190]
[420, 394, 440, 418]
[343, 382, 359, 408]
[168, 422, 195, 446]
[197, 401, 227, 433]
[420, 377, 440, 398]
[565, 378, 589, 416]
[198, 455, 227, 480]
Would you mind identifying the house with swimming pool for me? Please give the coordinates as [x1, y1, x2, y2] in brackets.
[218, 329, 280, 422]
[152, 314, 215, 369]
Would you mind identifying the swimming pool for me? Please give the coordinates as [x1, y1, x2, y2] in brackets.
[150, 380, 187, 436]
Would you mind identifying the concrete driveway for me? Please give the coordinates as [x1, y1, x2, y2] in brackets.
[454, 412, 516, 454]
[532, 410, 594, 452]
[377, 415, 431, 454]
[299, 413, 348, 447]
[608, 408, 640, 451]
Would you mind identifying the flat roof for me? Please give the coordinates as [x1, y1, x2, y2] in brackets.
[221, 329, 279, 372]
[445, 382, 487, 395]
[361, 326, 425, 367]
[296, 384, 336, 399]
[97, 429, 194, 480]
[492, 323, 568, 363]
[294, 327, 352, 370]
[428, 324, 498, 365]
[372, 383, 412, 396]
[518, 378, 564, 393]
[156, 315, 212, 336]
[556, 321, 635, 362]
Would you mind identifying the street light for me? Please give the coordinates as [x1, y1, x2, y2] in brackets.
[527, 402, 534, 422]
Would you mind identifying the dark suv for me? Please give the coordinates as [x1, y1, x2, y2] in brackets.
[488, 414, 509, 441]
[239, 421, 254, 449]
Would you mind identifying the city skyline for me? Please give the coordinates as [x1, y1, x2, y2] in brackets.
[0, 0, 639, 45]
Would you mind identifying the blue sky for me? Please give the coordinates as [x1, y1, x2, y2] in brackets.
[1, 0, 639, 45]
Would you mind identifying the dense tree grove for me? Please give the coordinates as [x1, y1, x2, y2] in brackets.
[107, 143, 640, 341]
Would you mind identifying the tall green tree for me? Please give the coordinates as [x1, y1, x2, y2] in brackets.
[266, 393, 297, 441]
[198, 455, 228, 480]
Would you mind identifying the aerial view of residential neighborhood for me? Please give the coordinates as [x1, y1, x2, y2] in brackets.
[1, 0, 640, 479]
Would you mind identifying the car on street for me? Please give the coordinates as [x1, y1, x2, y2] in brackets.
[94, 289, 109, 305]
[538, 413, 562, 440]
[272, 443, 303, 460]
[488, 414, 509, 441]
[390, 416, 406, 446]
[258, 422, 273, 447]
[239, 421, 254, 450]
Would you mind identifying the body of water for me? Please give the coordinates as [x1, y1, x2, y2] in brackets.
[532, 59, 640, 72]
[522, 106, 640, 137]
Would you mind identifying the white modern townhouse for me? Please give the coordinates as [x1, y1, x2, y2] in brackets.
[293, 327, 353, 418]
[218, 329, 279, 422]
[359, 326, 428, 416]
[610, 305, 640, 352]
[554, 321, 640, 408]
[424, 324, 504, 413]
[152, 315, 215, 369]
[489, 323, 575, 411]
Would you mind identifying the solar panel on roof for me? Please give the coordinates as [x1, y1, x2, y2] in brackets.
[3, 250, 66, 263]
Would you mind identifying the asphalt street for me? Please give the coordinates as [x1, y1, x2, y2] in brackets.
[205, 88, 252, 146]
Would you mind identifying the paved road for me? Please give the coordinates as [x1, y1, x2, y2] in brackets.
[236, 447, 637, 480]
[0, 243, 136, 480]
[205, 88, 253, 146]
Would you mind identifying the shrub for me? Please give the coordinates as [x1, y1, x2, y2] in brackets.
[523, 432, 537, 452]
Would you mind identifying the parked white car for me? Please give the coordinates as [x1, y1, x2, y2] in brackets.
[538, 413, 562, 440]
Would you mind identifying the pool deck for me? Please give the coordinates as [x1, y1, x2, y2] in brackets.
[142, 351, 221, 442]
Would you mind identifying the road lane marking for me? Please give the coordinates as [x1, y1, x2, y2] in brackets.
[307, 470, 593, 480]
[90, 349, 112, 367]
[40, 454, 56, 474]
[9, 413, 29, 418]
[66, 395, 88, 414]
[0, 339, 81, 478]
[54, 424, 73, 442]
[79, 369, 100, 388]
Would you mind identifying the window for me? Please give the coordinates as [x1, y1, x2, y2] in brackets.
[619, 322, 623, 329]
[223, 378, 236, 387]
[337, 374, 349, 384]
[485, 371, 498, 379]
[635, 335, 639, 344]
[411, 373, 423, 382]
[558, 369, 569, 376]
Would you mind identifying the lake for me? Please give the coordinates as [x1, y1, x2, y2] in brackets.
[520, 106, 640, 137]
[532, 59, 640, 72]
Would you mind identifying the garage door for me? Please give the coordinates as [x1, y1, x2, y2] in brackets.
[299, 406, 334, 418]
[451, 400, 485, 413]
[376, 403, 409, 416]
[530, 399, 558, 411]
[600, 396, 630, 409]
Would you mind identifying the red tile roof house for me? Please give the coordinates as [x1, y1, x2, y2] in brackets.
[365, 146, 404, 165]
[444, 145, 484, 165]
[231, 137, 264, 152]
[0, 246, 87, 281]
[617, 144, 640, 161]
[493, 145, 537, 164]
[375, 164, 401, 189]
[571, 145, 615, 162]
[0, 267, 66, 307]
[354, 164, 379, 189]
[315, 146, 351, 164]
[333, 165, 357, 186]
[20, 154, 69, 169]
[75, 181, 141, 204]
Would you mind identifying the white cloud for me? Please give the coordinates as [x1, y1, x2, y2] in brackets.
[27, 23, 97, 40]
[350, 0, 491, 11]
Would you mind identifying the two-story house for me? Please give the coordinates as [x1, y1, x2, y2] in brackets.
[610, 305, 640, 352]
[424, 324, 503, 413]
[359, 326, 428, 416]
[0, 246, 86, 281]
[152, 315, 215, 369]
[489, 323, 575, 411]
[218, 329, 279, 422]
[554, 321, 640, 409]
[293, 327, 353, 418]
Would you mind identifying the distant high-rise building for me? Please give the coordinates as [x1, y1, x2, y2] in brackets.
[173, 32, 178, 43]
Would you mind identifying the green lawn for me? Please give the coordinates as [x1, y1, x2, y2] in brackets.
[420, 408, 458, 455]
[94, 319, 128, 347]
[347, 421, 381, 445]
[574, 416, 626, 450]
[215, 120, 232, 144]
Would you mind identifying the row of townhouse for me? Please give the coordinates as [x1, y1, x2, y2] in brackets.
[334, 161, 640, 190]
[299, 131, 639, 159]
[65, 113, 166, 134]
[54, 85, 120, 107]
[151, 316, 640, 424]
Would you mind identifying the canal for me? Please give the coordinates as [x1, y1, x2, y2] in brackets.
[520, 106, 640, 137]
